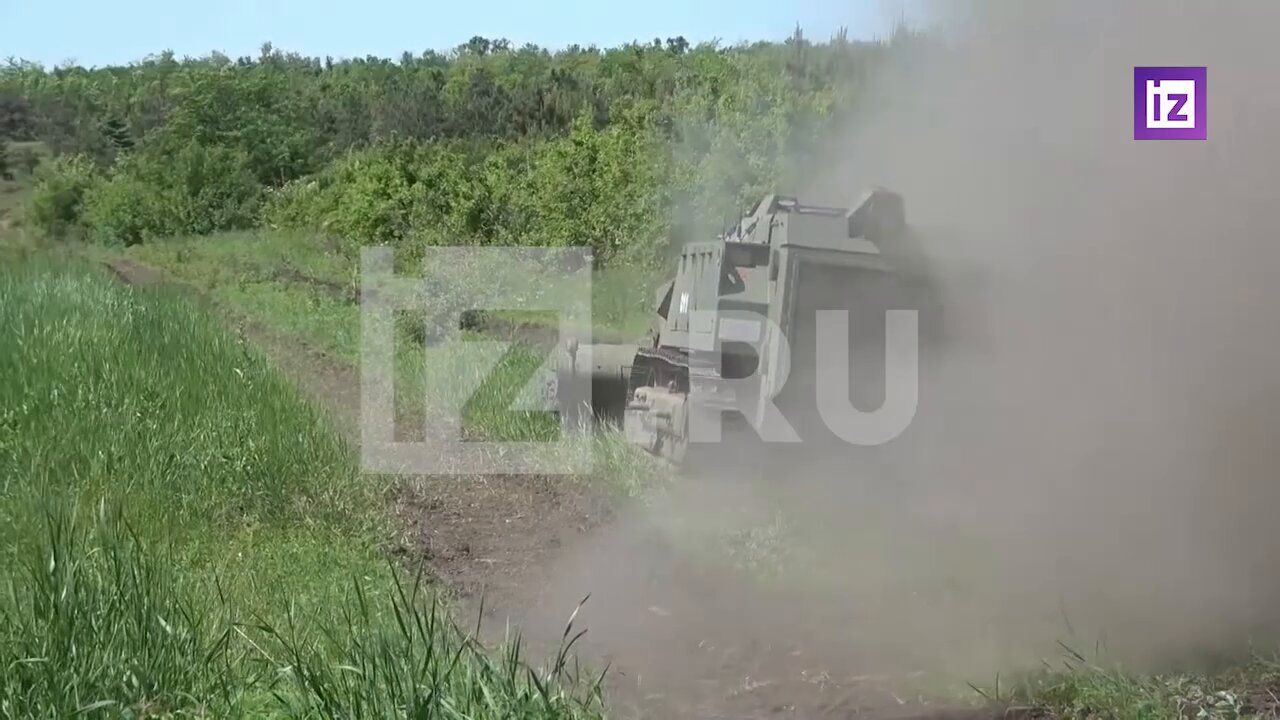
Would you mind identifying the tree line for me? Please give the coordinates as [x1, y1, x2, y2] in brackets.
[0, 27, 918, 265]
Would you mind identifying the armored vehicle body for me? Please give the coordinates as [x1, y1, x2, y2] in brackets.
[556, 188, 926, 463]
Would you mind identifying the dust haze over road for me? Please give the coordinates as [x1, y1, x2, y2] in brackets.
[817, 0, 1280, 665]
[523, 1, 1280, 715]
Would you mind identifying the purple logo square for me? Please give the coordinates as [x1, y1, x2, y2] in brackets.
[1134, 67, 1207, 140]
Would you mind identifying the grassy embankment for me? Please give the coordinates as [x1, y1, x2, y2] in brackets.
[0, 251, 607, 717]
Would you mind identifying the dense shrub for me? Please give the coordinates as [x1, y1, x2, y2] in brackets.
[14, 145, 40, 175]
[264, 141, 454, 254]
[83, 141, 262, 245]
[0, 89, 33, 140]
[265, 139, 523, 255]
[527, 111, 673, 265]
[79, 172, 167, 246]
[262, 114, 673, 265]
[26, 154, 100, 238]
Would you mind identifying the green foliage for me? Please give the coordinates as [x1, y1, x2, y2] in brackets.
[13, 144, 40, 175]
[1, 34, 910, 261]
[163, 64, 325, 184]
[78, 171, 166, 245]
[0, 501, 607, 718]
[268, 566, 606, 719]
[1000, 652, 1278, 720]
[0, 89, 34, 140]
[25, 153, 99, 238]
[0, 259, 365, 536]
[264, 140, 465, 254]
[527, 111, 672, 264]
[84, 141, 262, 245]
[265, 117, 673, 264]
[99, 116, 134, 158]
[0, 141, 10, 181]
[0, 503, 240, 716]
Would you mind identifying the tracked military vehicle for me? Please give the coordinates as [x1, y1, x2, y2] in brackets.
[555, 188, 930, 463]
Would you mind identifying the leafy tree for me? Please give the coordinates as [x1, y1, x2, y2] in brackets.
[100, 117, 134, 154]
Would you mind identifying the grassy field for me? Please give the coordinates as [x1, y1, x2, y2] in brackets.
[0, 255, 607, 717]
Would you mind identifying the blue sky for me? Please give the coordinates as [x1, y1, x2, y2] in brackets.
[2, 0, 925, 68]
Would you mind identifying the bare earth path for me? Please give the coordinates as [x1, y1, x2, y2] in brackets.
[104, 256, 1022, 720]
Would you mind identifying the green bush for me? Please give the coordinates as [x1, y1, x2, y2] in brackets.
[83, 141, 262, 245]
[15, 145, 41, 176]
[264, 140, 477, 257]
[80, 172, 168, 246]
[263, 121, 674, 266]
[527, 111, 672, 265]
[319, 144, 438, 248]
[163, 142, 262, 234]
[26, 154, 101, 238]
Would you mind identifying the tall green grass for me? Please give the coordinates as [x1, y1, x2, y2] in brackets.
[0, 502, 607, 717]
[0, 258, 608, 717]
[0, 502, 246, 716]
[117, 233, 668, 498]
[0, 256, 380, 597]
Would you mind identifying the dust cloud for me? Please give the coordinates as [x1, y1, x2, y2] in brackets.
[809, 0, 1280, 668]
[523, 1, 1280, 714]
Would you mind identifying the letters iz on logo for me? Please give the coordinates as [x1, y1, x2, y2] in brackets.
[1134, 67, 1207, 140]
